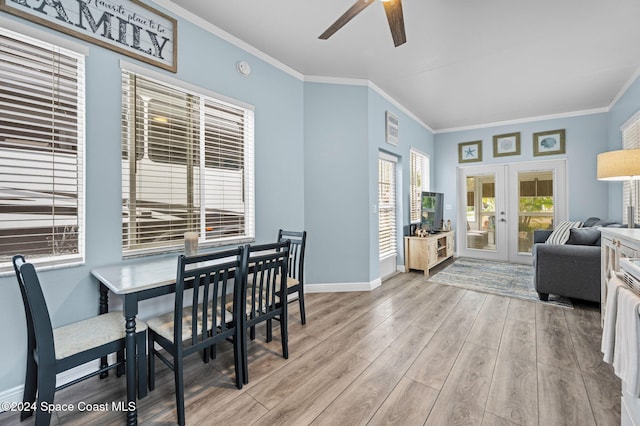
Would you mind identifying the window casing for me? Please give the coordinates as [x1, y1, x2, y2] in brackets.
[410, 149, 430, 223]
[121, 71, 254, 256]
[0, 28, 85, 272]
[622, 111, 640, 225]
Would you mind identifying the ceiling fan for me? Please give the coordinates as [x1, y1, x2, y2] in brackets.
[319, 0, 407, 47]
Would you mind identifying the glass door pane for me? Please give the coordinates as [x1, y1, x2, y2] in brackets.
[517, 171, 554, 254]
[458, 164, 507, 262]
[465, 174, 496, 251]
[507, 159, 566, 264]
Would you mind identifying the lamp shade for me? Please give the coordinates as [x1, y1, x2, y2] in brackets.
[597, 148, 640, 181]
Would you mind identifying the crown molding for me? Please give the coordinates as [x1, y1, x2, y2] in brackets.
[151, 1, 434, 133]
[608, 64, 640, 110]
[434, 107, 610, 134]
[304, 76, 434, 133]
[367, 81, 435, 133]
[151, 0, 633, 137]
[304, 75, 369, 86]
[151, 0, 304, 80]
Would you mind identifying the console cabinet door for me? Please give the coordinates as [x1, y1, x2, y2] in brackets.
[427, 239, 439, 267]
[445, 234, 454, 257]
[407, 238, 428, 272]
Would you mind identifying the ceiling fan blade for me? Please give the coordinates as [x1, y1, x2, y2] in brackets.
[319, 0, 376, 40]
[383, 0, 407, 47]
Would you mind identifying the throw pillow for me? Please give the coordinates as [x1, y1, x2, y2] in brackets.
[545, 220, 582, 245]
[566, 227, 601, 246]
[594, 219, 620, 227]
[582, 217, 601, 227]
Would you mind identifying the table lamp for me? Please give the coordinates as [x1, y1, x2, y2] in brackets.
[597, 148, 640, 228]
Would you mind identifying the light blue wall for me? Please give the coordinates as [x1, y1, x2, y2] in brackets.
[434, 113, 611, 230]
[303, 83, 371, 284]
[607, 75, 640, 220]
[0, 2, 304, 395]
[302, 83, 434, 286]
[366, 90, 434, 277]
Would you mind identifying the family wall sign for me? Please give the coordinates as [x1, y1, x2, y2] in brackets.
[0, 0, 177, 72]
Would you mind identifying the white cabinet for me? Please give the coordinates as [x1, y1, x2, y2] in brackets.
[601, 229, 640, 319]
[600, 228, 640, 426]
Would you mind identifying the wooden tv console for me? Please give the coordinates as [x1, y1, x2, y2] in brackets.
[404, 231, 454, 277]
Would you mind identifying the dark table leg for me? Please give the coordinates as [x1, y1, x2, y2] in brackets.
[99, 284, 110, 379]
[124, 295, 138, 426]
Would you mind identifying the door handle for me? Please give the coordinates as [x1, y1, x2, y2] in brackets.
[500, 218, 506, 223]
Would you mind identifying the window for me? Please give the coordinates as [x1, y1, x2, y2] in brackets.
[121, 70, 254, 256]
[622, 111, 640, 225]
[0, 28, 85, 271]
[410, 149, 429, 223]
[379, 154, 397, 260]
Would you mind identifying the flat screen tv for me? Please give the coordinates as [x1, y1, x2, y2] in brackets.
[421, 191, 444, 232]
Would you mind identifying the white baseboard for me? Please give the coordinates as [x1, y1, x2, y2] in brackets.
[0, 384, 24, 407]
[305, 277, 382, 293]
[0, 360, 108, 411]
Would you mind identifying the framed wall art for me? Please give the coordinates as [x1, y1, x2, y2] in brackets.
[386, 111, 399, 146]
[533, 129, 566, 156]
[458, 140, 482, 163]
[493, 132, 521, 157]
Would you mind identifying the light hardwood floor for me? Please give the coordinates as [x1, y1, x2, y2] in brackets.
[0, 267, 621, 425]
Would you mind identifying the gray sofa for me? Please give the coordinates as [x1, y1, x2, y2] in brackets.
[532, 218, 623, 303]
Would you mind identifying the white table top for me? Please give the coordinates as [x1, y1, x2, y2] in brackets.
[91, 253, 242, 295]
[91, 256, 179, 295]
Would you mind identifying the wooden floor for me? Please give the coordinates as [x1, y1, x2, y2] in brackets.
[0, 269, 621, 425]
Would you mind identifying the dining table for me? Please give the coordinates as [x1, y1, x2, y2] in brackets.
[91, 255, 184, 426]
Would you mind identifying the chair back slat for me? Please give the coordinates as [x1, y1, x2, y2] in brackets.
[244, 241, 290, 325]
[277, 230, 306, 282]
[174, 247, 246, 355]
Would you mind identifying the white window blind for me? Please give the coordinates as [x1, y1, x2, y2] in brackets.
[622, 112, 640, 225]
[0, 28, 85, 271]
[379, 155, 397, 260]
[121, 71, 255, 256]
[410, 149, 429, 223]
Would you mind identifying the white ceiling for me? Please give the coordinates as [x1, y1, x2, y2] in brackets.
[165, 0, 640, 131]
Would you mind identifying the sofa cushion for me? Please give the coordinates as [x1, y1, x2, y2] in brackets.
[545, 221, 582, 245]
[566, 227, 601, 246]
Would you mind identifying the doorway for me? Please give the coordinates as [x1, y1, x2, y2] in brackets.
[379, 152, 398, 278]
[457, 159, 567, 263]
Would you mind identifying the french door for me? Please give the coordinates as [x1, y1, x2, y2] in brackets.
[457, 159, 567, 264]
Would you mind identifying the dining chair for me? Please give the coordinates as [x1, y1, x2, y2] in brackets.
[12, 255, 148, 426]
[146, 247, 247, 426]
[277, 229, 308, 325]
[241, 240, 290, 384]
